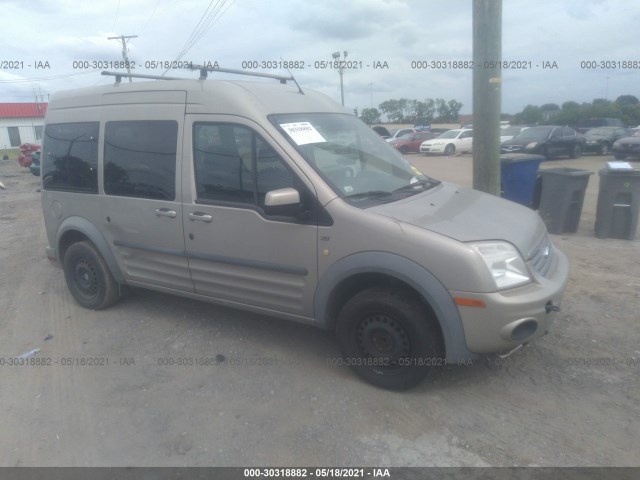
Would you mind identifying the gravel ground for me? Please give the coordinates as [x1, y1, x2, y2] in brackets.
[0, 152, 638, 467]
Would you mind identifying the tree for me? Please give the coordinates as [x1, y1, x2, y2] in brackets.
[539, 103, 560, 113]
[435, 98, 450, 121]
[413, 99, 435, 124]
[615, 95, 639, 106]
[512, 105, 542, 124]
[561, 101, 580, 111]
[360, 108, 381, 125]
[378, 99, 402, 123]
[447, 99, 463, 122]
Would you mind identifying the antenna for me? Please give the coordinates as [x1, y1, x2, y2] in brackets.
[280, 57, 304, 95]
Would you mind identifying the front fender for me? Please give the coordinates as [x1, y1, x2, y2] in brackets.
[314, 251, 476, 362]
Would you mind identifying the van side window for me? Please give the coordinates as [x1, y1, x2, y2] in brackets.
[255, 136, 295, 208]
[41, 122, 99, 193]
[104, 120, 178, 201]
[193, 123, 319, 223]
[194, 124, 256, 204]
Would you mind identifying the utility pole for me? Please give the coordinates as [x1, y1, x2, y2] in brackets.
[332, 51, 348, 106]
[472, 0, 502, 195]
[108, 35, 138, 82]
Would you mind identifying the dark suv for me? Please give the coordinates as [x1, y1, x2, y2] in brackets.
[575, 118, 625, 134]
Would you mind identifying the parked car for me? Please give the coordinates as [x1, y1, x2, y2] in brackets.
[419, 129, 473, 156]
[372, 125, 391, 139]
[30, 151, 41, 176]
[386, 128, 416, 142]
[501, 126, 584, 159]
[575, 118, 625, 134]
[612, 131, 640, 160]
[41, 71, 568, 390]
[583, 127, 630, 155]
[17, 143, 40, 167]
[389, 131, 438, 154]
[499, 126, 528, 143]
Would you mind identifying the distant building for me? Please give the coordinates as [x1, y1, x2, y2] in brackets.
[0, 103, 48, 149]
[458, 114, 473, 127]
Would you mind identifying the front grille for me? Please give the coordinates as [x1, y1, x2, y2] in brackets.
[528, 234, 557, 278]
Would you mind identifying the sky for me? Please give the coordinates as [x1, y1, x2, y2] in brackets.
[1, 0, 639, 117]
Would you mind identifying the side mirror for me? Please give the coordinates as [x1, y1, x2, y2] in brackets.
[265, 187, 300, 207]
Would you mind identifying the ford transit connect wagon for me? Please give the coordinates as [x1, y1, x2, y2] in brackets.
[41, 68, 569, 390]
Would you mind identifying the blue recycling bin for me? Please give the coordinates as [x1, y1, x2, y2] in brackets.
[500, 154, 544, 207]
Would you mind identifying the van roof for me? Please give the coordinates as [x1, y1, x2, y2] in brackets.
[47, 78, 347, 119]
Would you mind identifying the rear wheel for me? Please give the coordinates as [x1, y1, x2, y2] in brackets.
[63, 241, 120, 310]
[336, 287, 442, 390]
[444, 144, 455, 156]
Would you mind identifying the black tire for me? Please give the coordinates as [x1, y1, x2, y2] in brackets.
[63, 241, 119, 310]
[399, 145, 409, 155]
[614, 153, 626, 160]
[570, 144, 582, 159]
[335, 287, 442, 390]
[600, 143, 610, 155]
[444, 144, 455, 156]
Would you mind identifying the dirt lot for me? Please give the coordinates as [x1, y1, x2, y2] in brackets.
[0, 153, 638, 467]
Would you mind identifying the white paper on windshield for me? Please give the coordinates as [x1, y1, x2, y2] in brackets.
[280, 122, 327, 145]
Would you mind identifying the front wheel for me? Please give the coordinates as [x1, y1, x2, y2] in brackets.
[570, 144, 582, 159]
[444, 144, 455, 156]
[63, 241, 120, 310]
[600, 143, 610, 155]
[335, 287, 443, 390]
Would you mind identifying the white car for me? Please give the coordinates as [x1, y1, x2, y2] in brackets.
[420, 129, 473, 155]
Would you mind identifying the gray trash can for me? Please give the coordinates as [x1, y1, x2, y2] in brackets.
[538, 168, 593, 234]
[595, 168, 640, 240]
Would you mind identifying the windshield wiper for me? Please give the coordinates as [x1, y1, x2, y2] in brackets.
[392, 179, 440, 194]
[344, 190, 392, 199]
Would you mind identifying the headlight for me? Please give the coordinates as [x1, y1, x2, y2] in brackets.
[525, 142, 539, 149]
[470, 241, 532, 290]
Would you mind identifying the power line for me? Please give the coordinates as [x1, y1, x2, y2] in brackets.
[162, 0, 234, 75]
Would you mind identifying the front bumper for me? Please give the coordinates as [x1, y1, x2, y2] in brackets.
[420, 145, 445, 154]
[450, 246, 569, 354]
[584, 141, 604, 152]
[612, 145, 640, 158]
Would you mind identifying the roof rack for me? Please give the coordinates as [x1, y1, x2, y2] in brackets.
[101, 66, 304, 94]
[188, 64, 293, 84]
[102, 71, 185, 83]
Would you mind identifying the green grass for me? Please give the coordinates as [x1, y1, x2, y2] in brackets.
[1, 148, 19, 161]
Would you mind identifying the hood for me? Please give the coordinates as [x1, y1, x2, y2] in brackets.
[615, 136, 640, 145]
[370, 182, 545, 257]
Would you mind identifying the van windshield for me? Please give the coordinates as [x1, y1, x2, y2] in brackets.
[270, 113, 439, 205]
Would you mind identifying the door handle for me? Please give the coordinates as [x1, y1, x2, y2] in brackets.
[155, 208, 177, 218]
[188, 212, 213, 223]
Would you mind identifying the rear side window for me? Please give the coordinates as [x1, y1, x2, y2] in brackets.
[104, 120, 178, 201]
[42, 122, 99, 193]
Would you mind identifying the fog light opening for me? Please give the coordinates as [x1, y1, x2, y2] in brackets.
[511, 319, 538, 342]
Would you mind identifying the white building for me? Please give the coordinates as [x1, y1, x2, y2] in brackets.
[0, 103, 48, 150]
